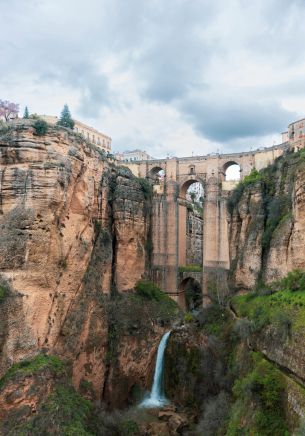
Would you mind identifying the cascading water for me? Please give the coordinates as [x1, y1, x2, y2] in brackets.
[139, 331, 171, 408]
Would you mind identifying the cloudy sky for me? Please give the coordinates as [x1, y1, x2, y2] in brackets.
[1, 0, 305, 157]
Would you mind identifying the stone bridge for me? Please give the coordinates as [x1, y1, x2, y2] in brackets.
[124, 143, 288, 308]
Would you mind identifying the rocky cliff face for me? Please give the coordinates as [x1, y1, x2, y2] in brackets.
[228, 150, 305, 290]
[0, 121, 152, 401]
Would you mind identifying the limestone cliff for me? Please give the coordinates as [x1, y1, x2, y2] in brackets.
[0, 121, 152, 400]
[228, 150, 305, 290]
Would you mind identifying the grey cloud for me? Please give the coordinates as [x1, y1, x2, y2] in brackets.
[181, 97, 296, 142]
[1, 0, 305, 153]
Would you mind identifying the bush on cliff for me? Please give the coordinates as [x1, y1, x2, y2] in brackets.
[135, 280, 172, 303]
[227, 169, 263, 214]
[33, 119, 48, 136]
[280, 269, 305, 292]
[196, 390, 231, 436]
[232, 270, 305, 336]
[227, 352, 288, 436]
[0, 354, 64, 390]
[0, 276, 10, 304]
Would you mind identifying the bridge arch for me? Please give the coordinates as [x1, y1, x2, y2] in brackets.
[179, 177, 205, 199]
[148, 166, 165, 183]
[179, 277, 202, 311]
[223, 161, 241, 181]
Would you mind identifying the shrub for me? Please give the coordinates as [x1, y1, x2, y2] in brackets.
[138, 178, 152, 200]
[178, 264, 202, 272]
[9, 385, 93, 435]
[233, 318, 253, 340]
[280, 269, 305, 292]
[296, 419, 305, 436]
[196, 391, 231, 436]
[227, 169, 262, 215]
[184, 312, 194, 323]
[33, 119, 48, 136]
[0, 354, 64, 389]
[0, 276, 10, 304]
[272, 311, 291, 341]
[252, 306, 270, 332]
[119, 419, 139, 436]
[135, 280, 169, 303]
[228, 353, 288, 435]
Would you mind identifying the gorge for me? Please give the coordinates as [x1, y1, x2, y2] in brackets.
[0, 119, 305, 435]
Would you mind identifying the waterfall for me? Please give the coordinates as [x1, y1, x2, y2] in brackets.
[140, 330, 171, 408]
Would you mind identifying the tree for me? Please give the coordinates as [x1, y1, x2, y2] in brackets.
[190, 192, 196, 203]
[23, 106, 29, 119]
[57, 104, 74, 129]
[0, 100, 19, 121]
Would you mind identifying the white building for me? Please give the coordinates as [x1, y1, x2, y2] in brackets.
[115, 149, 154, 162]
[39, 115, 112, 153]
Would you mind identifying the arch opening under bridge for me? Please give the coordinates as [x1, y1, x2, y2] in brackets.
[178, 178, 204, 268]
[223, 161, 241, 181]
[179, 277, 203, 311]
[148, 166, 165, 184]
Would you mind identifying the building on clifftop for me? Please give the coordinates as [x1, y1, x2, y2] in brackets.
[115, 149, 154, 162]
[39, 115, 112, 153]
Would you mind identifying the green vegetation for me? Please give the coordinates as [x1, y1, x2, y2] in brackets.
[118, 419, 139, 436]
[184, 312, 194, 323]
[57, 104, 75, 129]
[198, 302, 230, 336]
[0, 276, 10, 304]
[227, 352, 288, 436]
[135, 280, 177, 310]
[227, 169, 262, 214]
[103, 281, 180, 365]
[7, 385, 94, 436]
[232, 270, 305, 334]
[137, 177, 152, 200]
[33, 118, 48, 136]
[23, 106, 29, 119]
[0, 354, 64, 390]
[178, 264, 202, 273]
[281, 268, 305, 292]
[227, 150, 305, 256]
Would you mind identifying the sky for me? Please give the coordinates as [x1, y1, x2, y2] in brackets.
[1, 0, 305, 158]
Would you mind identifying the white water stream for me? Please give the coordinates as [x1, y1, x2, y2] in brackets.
[139, 331, 171, 408]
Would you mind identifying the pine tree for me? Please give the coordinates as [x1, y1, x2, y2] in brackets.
[57, 104, 75, 129]
[23, 106, 29, 119]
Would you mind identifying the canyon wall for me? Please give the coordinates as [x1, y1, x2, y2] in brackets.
[228, 150, 305, 290]
[0, 122, 154, 402]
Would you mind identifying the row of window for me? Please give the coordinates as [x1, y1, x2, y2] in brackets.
[74, 127, 111, 149]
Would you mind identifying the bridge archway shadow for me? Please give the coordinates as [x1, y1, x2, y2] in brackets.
[179, 277, 203, 311]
